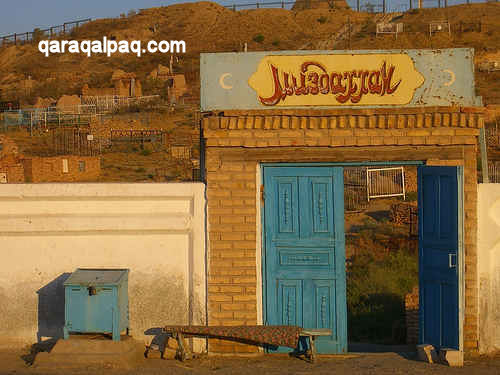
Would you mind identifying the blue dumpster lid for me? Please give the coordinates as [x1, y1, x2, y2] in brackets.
[64, 268, 129, 286]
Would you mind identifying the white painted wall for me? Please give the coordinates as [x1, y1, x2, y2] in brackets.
[478, 184, 500, 353]
[0, 183, 206, 349]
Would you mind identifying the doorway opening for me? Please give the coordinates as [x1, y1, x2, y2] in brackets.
[345, 164, 419, 352]
[261, 162, 462, 354]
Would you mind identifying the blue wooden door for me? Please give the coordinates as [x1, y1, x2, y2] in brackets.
[87, 288, 114, 333]
[418, 166, 461, 349]
[65, 287, 114, 333]
[263, 166, 347, 353]
[65, 287, 86, 332]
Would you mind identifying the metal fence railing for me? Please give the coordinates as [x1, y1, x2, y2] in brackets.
[376, 22, 404, 36]
[52, 128, 102, 157]
[81, 95, 160, 113]
[358, 0, 498, 13]
[489, 161, 500, 183]
[0, 18, 91, 48]
[46, 104, 97, 115]
[2, 109, 92, 133]
[344, 167, 369, 212]
[223, 0, 498, 13]
[344, 166, 410, 210]
[367, 167, 406, 201]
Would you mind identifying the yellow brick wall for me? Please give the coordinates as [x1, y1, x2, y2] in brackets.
[203, 107, 483, 353]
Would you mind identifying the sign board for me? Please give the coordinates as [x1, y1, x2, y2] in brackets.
[200, 48, 481, 111]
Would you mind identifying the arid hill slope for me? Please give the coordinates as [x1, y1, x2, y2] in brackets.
[0, 1, 498, 104]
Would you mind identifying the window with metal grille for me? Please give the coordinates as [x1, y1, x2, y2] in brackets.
[78, 161, 86, 172]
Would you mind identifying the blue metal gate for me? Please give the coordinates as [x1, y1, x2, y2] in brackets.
[418, 166, 462, 349]
[263, 166, 347, 353]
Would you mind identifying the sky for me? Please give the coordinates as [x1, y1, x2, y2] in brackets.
[0, 0, 195, 35]
[0, 0, 484, 36]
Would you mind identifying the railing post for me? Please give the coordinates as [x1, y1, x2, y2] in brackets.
[14, 33, 17, 45]
[480, 128, 489, 183]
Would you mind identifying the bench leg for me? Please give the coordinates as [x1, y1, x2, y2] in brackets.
[176, 332, 193, 361]
[301, 335, 315, 363]
[309, 336, 316, 363]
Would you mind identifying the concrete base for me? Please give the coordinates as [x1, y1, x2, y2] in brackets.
[34, 335, 145, 370]
[438, 348, 464, 367]
[417, 344, 438, 364]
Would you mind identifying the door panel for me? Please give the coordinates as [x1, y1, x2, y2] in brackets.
[277, 178, 299, 236]
[313, 279, 335, 332]
[277, 280, 303, 327]
[66, 287, 86, 332]
[87, 289, 114, 332]
[418, 166, 461, 350]
[264, 166, 346, 353]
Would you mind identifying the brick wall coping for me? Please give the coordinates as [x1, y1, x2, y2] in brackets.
[203, 108, 484, 131]
[216, 106, 485, 117]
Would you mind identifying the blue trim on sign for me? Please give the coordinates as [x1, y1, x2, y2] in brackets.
[201, 48, 482, 111]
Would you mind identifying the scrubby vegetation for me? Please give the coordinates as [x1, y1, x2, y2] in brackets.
[346, 211, 418, 344]
[348, 248, 418, 344]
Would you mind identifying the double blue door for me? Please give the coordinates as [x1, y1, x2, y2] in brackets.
[263, 165, 462, 353]
[263, 166, 347, 353]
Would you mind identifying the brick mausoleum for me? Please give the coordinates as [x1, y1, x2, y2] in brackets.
[200, 49, 484, 354]
[202, 107, 483, 353]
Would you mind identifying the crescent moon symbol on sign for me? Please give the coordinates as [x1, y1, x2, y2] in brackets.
[219, 73, 233, 90]
[443, 69, 456, 87]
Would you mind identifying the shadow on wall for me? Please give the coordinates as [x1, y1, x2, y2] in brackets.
[36, 273, 71, 342]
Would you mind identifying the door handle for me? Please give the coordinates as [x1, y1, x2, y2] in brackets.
[449, 253, 457, 268]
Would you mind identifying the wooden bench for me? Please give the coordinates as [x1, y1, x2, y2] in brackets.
[297, 328, 332, 363]
[146, 327, 332, 363]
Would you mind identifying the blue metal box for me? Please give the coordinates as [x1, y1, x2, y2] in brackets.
[63, 268, 129, 341]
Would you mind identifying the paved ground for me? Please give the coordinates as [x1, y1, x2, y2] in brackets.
[2, 347, 500, 375]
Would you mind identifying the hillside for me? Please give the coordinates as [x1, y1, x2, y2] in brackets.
[0, 1, 499, 105]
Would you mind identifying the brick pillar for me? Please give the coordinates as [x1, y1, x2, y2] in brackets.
[206, 150, 259, 353]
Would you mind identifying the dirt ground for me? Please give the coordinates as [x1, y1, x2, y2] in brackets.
[2, 347, 500, 375]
